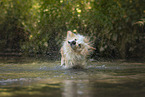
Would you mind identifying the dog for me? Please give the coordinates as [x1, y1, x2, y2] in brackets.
[60, 31, 95, 69]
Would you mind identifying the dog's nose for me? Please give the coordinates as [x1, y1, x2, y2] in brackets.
[71, 41, 76, 45]
[68, 41, 76, 45]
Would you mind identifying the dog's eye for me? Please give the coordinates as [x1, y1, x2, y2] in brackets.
[74, 39, 77, 41]
[78, 44, 81, 48]
[68, 41, 70, 44]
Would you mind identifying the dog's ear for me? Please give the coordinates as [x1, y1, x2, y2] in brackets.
[84, 38, 96, 50]
[88, 45, 96, 50]
[67, 31, 75, 38]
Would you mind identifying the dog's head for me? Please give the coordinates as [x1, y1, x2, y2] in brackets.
[66, 31, 95, 54]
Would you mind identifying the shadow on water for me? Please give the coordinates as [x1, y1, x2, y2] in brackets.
[0, 57, 145, 97]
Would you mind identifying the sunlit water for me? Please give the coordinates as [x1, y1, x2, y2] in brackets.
[0, 58, 145, 97]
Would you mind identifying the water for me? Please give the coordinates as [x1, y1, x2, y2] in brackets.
[0, 58, 145, 97]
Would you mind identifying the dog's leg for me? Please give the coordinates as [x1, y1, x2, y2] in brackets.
[64, 60, 72, 68]
[64, 60, 68, 68]
[61, 57, 65, 66]
[60, 47, 65, 66]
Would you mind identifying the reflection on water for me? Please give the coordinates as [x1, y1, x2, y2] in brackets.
[62, 80, 89, 97]
[0, 58, 145, 97]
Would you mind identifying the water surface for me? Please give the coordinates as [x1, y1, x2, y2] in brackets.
[0, 58, 145, 97]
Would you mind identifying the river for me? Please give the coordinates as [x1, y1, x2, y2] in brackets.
[0, 57, 145, 97]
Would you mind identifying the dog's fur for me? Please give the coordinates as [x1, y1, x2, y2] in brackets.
[60, 31, 95, 69]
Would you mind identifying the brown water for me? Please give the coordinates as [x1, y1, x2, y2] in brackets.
[0, 58, 145, 97]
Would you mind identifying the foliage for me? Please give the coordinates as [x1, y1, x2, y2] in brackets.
[0, 0, 145, 59]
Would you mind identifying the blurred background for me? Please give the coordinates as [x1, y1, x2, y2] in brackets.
[0, 0, 145, 60]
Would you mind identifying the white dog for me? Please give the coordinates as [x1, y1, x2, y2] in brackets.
[60, 31, 95, 69]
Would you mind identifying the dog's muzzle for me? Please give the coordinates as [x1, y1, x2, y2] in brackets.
[68, 41, 76, 46]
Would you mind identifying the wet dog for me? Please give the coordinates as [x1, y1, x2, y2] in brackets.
[60, 31, 95, 69]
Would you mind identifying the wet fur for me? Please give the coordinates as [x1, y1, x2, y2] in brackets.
[60, 31, 95, 69]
